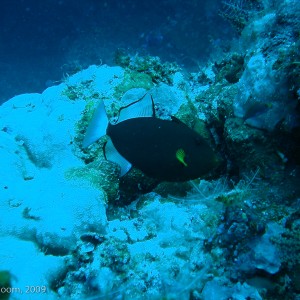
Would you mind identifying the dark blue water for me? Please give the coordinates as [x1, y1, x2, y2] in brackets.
[0, 0, 233, 103]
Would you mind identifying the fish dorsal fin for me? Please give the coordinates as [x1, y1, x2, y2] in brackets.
[116, 93, 155, 124]
[104, 138, 132, 176]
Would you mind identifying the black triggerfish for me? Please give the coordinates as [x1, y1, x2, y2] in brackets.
[83, 94, 219, 182]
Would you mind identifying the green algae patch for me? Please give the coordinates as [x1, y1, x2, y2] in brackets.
[61, 79, 98, 101]
[0, 270, 11, 300]
[114, 51, 180, 85]
[114, 70, 153, 99]
[175, 100, 198, 129]
[65, 159, 119, 203]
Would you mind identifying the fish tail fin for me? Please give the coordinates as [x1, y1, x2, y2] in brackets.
[82, 100, 109, 148]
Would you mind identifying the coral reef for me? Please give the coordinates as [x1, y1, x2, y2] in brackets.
[0, 0, 300, 299]
[115, 50, 180, 85]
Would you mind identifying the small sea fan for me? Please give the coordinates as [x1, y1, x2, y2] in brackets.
[219, 0, 264, 32]
[169, 177, 229, 204]
[169, 168, 261, 206]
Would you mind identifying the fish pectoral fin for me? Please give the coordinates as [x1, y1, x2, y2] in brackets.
[176, 148, 188, 167]
[104, 139, 132, 176]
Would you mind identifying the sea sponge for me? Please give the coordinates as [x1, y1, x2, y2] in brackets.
[234, 53, 296, 131]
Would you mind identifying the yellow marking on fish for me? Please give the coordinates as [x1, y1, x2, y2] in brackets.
[176, 148, 188, 167]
